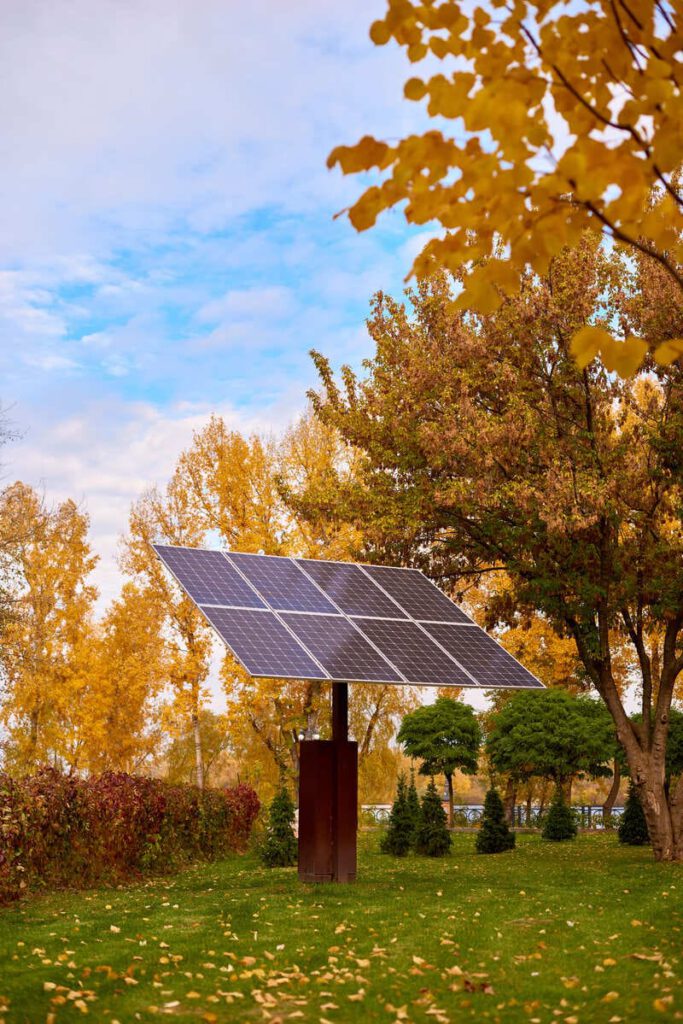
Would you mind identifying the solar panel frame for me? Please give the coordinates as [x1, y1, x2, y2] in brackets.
[153, 545, 543, 690]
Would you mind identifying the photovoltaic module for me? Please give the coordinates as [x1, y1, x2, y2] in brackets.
[153, 545, 543, 690]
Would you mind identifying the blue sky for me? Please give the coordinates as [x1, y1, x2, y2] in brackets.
[1, 0, 435, 603]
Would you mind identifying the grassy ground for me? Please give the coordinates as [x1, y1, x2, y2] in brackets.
[0, 833, 680, 1024]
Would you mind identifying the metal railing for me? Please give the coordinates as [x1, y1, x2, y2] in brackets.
[361, 803, 625, 829]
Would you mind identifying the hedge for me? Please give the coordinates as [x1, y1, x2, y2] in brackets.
[0, 767, 259, 904]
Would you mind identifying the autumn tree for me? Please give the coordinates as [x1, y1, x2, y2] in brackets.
[0, 483, 98, 771]
[75, 584, 168, 775]
[328, 0, 682, 373]
[121, 473, 213, 789]
[308, 238, 683, 860]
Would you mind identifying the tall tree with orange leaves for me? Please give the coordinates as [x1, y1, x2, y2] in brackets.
[307, 238, 683, 859]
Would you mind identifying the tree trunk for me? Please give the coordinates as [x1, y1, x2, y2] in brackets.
[446, 773, 454, 828]
[503, 777, 516, 825]
[525, 792, 532, 827]
[192, 712, 204, 790]
[636, 770, 682, 862]
[603, 758, 621, 821]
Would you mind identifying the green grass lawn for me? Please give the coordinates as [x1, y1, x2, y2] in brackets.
[0, 833, 680, 1024]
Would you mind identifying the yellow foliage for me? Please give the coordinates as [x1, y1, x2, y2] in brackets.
[0, 483, 99, 771]
[329, 0, 683, 374]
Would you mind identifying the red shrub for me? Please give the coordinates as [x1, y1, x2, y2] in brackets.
[0, 769, 259, 904]
[225, 784, 261, 851]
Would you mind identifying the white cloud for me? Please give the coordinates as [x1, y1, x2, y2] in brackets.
[196, 285, 296, 324]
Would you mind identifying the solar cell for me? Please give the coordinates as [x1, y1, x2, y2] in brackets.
[296, 560, 407, 619]
[199, 606, 328, 680]
[153, 545, 265, 608]
[228, 552, 338, 613]
[361, 564, 473, 623]
[425, 623, 544, 688]
[281, 613, 404, 683]
[356, 618, 477, 687]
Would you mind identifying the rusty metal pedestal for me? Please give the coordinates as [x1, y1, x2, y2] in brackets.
[298, 682, 358, 883]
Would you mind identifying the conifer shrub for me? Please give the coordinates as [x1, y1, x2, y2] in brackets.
[618, 782, 650, 846]
[406, 768, 421, 838]
[380, 772, 414, 856]
[415, 778, 451, 857]
[260, 785, 298, 867]
[476, 788, 516, 854]
[542, 786, 577, 841]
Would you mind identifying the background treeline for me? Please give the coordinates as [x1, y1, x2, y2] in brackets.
[0, 234, 681, 856]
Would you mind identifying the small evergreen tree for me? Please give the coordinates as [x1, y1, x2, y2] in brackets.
[618, 782, 650, 846]
[260, 784, 297, 867]
[381, 772, 414, 856]
[406, 768, 421, 838]
[476, 788, 516, 854]
[542, 785, 577, 841]
[416, 778, 451, 857]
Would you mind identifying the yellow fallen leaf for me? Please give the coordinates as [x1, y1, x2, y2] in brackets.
[602, 992, 620, 1003]
[653, 996, 673, 1012]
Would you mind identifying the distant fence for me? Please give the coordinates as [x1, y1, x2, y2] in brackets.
[361, 803, 625, 829]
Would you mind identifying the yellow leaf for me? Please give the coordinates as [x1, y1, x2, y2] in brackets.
[653, 338, 683, 365]
[653, 995, 674, 1012]
[604, 336, 649, 378]
[404, 78, 427, 101]
[369, 20, 391, 45]
[602, 991, 620, 1002]
[570, 326, 611, 369]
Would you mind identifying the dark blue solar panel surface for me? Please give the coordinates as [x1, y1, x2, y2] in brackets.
[153, 545, 265, 608]
[228, 552, 337, 613]
[296, 560, 407, 619]
[154, 546, 543, 688]
[362, 564, 473, 623]
[356, 618, 477, 687]
[281, 613, 403, 683]
[425, 623, 544, 688]
[199, 606, 327, 680]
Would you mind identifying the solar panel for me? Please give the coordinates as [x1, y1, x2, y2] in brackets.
[297, 560, 407, 618]
[228, 552, 337, 614]
[153, 546, 543, 690]
[356, 618, 476, 687]
[199, 606, 328, 680]
[425, 623, 544, 689]
[280, 613, 403, 683]
[362, 564, 473, 623]
[153, 545, 265, 609]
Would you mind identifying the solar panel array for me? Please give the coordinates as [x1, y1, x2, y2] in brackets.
[153, 545, 543, 690]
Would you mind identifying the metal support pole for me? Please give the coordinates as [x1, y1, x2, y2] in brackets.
[332, 682, 348, 742]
